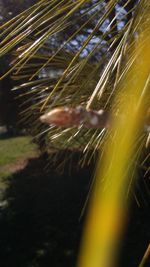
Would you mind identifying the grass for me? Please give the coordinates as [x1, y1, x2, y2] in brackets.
[0, 135, 38, 187]
[0, 135, 37, 166]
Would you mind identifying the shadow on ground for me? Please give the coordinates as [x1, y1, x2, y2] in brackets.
[0, 152, 149, 267]
[0, 153, 95, 267]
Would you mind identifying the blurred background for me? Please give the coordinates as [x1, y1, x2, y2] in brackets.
[0, 1, 150, 267]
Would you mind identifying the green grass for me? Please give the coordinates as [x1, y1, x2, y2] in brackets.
[0, 135, 38, 187]
[0, 136, 37, 166]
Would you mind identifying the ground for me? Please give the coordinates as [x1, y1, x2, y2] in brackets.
[0, 133, 149, 267]
[0, 134, 37, 181]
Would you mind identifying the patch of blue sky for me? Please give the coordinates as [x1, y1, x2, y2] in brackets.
[100, 19, 110, 33]
[115, 3, 126, 30]
[79, 0, 104, 15]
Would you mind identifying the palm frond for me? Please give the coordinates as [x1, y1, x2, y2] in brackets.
[0, 0, 149, 165]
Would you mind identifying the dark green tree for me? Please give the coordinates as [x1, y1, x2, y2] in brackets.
[0, 0, 36, 133]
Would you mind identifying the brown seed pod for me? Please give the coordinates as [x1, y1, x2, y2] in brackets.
[40, 106, 110, 129]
